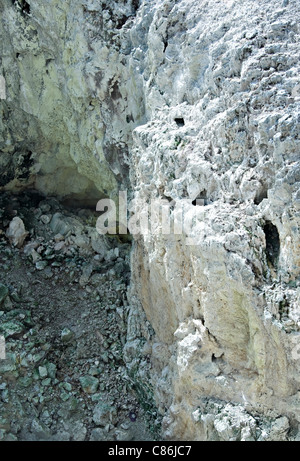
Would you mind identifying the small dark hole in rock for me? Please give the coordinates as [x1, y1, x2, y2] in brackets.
[111, 81, 121, 101]
[174, 118, 185, 127]
[116, 15, 128, 30]
[212, 353, 224, 363]
[126, 114, 134, 123]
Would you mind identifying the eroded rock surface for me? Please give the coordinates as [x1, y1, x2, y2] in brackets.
[0, 0, 300, 441]
[0, 0, 145, 203]
[126, 0, 300, 440]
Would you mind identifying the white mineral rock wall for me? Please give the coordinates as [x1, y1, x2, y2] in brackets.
[126, 0, 300, 440]
[1, 0, 300, 441]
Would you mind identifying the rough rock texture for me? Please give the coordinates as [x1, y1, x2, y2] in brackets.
[0, 0, 145, 203]
[126, 0, 300, 440]
[1, 0, 300, 441]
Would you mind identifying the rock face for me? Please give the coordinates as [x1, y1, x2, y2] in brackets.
[1, 0, 300, 441]
[0, 0, 145, 203]
[126, 0, 300, 440]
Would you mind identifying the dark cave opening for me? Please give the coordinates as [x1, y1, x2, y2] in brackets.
[263, 221, 280, 267]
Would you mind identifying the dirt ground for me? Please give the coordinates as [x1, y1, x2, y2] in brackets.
[0, 191, 161, 441]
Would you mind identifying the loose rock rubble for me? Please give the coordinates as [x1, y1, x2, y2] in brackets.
[191, 400, 292, 442]
[0, 191, 161, 441]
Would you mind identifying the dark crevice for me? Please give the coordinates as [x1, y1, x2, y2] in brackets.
[163, 38, 168, 53]
[0, 150, 34, 186]
[110, 81, 122, 101]
[263, 221, 280, 268]
[116, 15, 129, 30]
[278, 295, 290, 318]
[13, 0, 31, 16]
[131, 0, 140, 14]
[174, 117, 185, 127]
[126, 114, 134, 123]
[17, 151, 34, 180]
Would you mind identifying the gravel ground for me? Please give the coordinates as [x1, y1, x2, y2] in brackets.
[0, 191, 161, 441]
